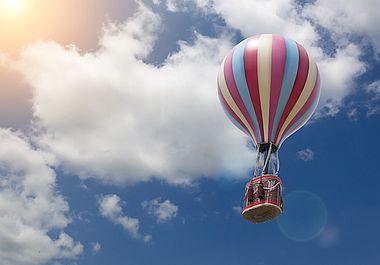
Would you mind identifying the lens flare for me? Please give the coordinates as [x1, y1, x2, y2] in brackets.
[1, 0, 24, 13]
[277, 190, 327, 241]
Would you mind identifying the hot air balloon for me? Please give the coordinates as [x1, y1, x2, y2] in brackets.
[217, 34, 320, 223]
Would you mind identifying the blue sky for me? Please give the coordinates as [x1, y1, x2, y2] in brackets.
[0, 0, 379, 265]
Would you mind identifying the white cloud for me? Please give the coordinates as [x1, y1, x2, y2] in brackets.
[296, 148, 314, 161]
[152, 0, 194, 12]
[143, 234, 153, 244]
[166, 0, 180, 12]
[232, 205, 242, 214]
[0, 129, 82, 265]
[347, 108, 358, 121]
[197, 0, 316, 43]
[316, 44, 366, 117]
[91, 242, 101, 255]
[366, 80, 380, 95]
[98, 194, 151, 241]
[142, 198, 179, 223]
[303, 0, 380, 55]
[363, 80, 380, 116]
[7, 2, 254, 186]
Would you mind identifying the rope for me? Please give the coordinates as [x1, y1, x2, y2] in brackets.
[276, 148, 280, 174]
[263, 181, 281, 191]
[262, 143, 273, 175]
[254, 145, 260, 176]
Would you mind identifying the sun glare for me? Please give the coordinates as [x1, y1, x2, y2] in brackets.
[1, 0, 24, 13]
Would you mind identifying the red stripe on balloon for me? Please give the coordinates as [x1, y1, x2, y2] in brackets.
[224, 49, 259, 143]
[274, 43, 309, 143]
[268, 35, 286, 142]
[244, 36, 264, 143]
[280, 71, 320, 141]
[217, 85, 251, 136]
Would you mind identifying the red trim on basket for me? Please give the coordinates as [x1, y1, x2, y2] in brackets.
[253, 175, 282, 182]
[245, 175, 282, 187]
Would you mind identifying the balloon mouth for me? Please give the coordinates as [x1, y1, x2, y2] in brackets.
[257, 142, 279, 152]
[254, 142, 279, 176]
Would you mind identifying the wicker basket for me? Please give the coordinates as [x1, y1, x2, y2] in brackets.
[242, 175, 283, 223]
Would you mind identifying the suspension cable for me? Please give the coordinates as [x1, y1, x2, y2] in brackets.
[254, 144, 260, 176]
[276, 148, 280, 174]
[262, 143, 273, 175]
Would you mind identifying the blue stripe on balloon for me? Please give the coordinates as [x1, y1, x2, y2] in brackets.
[270, 38, 299, 142]
[222, 106, 250, 136]
[232, 39, 262, 143]
[279, 89, 320, 147]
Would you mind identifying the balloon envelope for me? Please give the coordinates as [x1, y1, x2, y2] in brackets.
[218, 34, 320, 147]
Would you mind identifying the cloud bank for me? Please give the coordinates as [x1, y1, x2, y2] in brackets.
[8, 2, 254, 186]
[0, 129, 82, 265]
